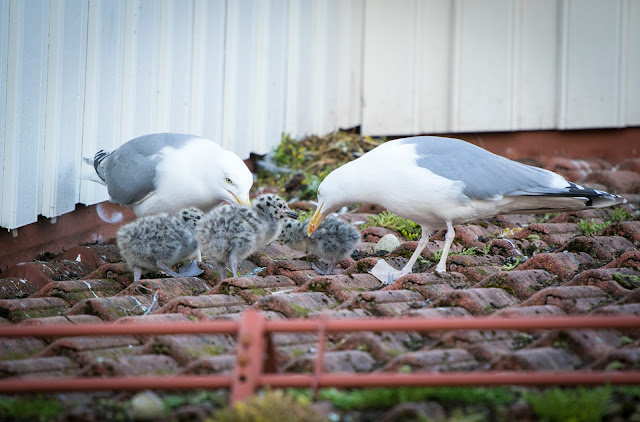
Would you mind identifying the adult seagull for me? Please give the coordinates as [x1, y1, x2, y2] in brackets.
[88, 133, 253, 217]
[307, 136, 625, 283]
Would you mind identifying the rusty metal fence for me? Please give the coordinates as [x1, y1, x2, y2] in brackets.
[0, 310, 639, 403]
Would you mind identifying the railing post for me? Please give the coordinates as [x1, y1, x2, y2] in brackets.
[231, 309, 266, 403]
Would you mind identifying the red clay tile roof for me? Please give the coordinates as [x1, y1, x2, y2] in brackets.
[1, 155, 640, 419]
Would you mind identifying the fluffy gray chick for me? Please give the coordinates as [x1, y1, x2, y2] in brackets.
[196, 194, 298, 279]
[117, 207, 204, 281]
[279, 216, 361, 275]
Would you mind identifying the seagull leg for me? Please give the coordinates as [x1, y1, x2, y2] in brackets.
[400, 228, 431, 275]
[196, 247, 202, 262]
[370, 227, 431, 284]
[435, 221, 455, 274]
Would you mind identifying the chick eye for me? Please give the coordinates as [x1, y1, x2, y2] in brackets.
[225, 177, 232, 184]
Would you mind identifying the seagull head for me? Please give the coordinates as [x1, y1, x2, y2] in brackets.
[308, 165, 356, 236]
[217, 150, 254, 206]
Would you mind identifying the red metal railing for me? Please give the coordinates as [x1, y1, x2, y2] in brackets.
[0, 311, 639, 402]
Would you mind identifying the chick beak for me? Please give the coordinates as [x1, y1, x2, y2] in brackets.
[285, 210, 299, 219]
[307, 203, 326, 236]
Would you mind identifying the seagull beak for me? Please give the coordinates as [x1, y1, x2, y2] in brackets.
[229, 191, 251, 206]
[307, 203, 326, 236]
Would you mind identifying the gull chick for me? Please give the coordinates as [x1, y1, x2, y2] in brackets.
[308, 136, 626, 283]
[279, 216, 360, 275]
[196, 194, 299, 279]
[117, 207, 204, 281]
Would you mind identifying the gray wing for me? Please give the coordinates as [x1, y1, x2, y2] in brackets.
[101, 133, 197, 205]
[400, 136, 565, 200]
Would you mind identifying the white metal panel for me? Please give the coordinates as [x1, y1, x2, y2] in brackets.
[361, 0, 418, 135]
[416, 0, 454, 133]
[165, 0, 195, 134]
[222, 0, 289, 157]
[0, 0, 9, 220]
[1, 0, 50, 229]
[130, 0, 161, 137]
[79, 0, 126, 206]
[336, 0, 364, 130]
[285, 0, 344, 139]
[626, 0, 640, 126]
[191, 0, 226, 142]
[559, 0, 626, 129]
[515, 0, 559, 129]
[41, 0, 89, 218]
[452, 0, 516, 132]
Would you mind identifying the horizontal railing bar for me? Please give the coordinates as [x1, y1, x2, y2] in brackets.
[264, 315, 640, 332]
[0, 375, 234, 393]
[0, 315, 637, 338]
[259, 371, 640, 387]
[1, 371, 639, 393]
[0, 320, 240, 338]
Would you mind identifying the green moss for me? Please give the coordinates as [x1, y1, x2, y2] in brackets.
[0, 395, 63, 420]
[250, 288, 268, 297]
[484, 279, 516, 297]
[290, 304, 311, 318]
[361, 211, 421, 240]
[525, 386, 611, 422]
[213, 389, 325, 422]
[307, 281, 330, 293]
[205, 345, 226, 356]
[612, 273, 640, 290]
[578, 218, 611, 236]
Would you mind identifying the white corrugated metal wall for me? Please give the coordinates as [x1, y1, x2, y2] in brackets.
[361, 0, 640, 134]
[1, 0, 639, 230]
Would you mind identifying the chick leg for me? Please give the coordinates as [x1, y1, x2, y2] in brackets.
[215, 262, 228, 281]
[229, 252, 239, 278]
[156, 261, 183, 278]
[133, 267, 143, 282]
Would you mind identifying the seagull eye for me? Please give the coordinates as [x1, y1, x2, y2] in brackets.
[225, 177, 232, 184]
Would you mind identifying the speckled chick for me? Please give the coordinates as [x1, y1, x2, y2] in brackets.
[117, 207, 204, 281]
[279, 216, 361, 275]
[196, 194, 298, 279]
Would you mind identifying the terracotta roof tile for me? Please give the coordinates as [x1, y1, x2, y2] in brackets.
[254, 292, 339, 317]
[513, 223, 583, 246]
[560, 235, 637, 262]
[581, 169, 640, 193]
[83, 354, 180, 377]
[522, 285, 612, 313]
[120, 277, 212, 305]
[296, 274, 382, 302]
[491, 347, 581, 370]
[337, 290, 424, 316]
[210, 275, 297, 303]
[0, 297, 70, 322]
[517, 252, 597, 280]
[534, 329, 623, 362]
[0, 356, 79, 378]
[383, 348, 480, 372]
[38, 335, 144, 366]
[0, 337, 48, 361]
[433, 288, 519, 315]
[31, 278, 125, 305]
[285, 350, 376, 373]
[158, 295, 248, 319]
[141, 334, 235, 366]
[182, 355, 236, 375]
[66, 296, 152, 321]
[474, 270, 557, 300]
[336, 331, 425, 363]
[565, 267, 640, 299]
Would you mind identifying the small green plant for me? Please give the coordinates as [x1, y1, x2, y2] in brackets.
[611, 207, 632, 222]
[317, 387, 515, 411]
[578, 218, 611, 236]
[525, 386, 611, 422]
[361, 211, 421, 240]
[0, 395, 63, 421]
[500, 257, 521, 271]
[211, 389, 325, 422]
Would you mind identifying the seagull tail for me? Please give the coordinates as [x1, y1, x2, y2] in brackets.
[551, 182, 626, 209]
[93, 150, 109, 182]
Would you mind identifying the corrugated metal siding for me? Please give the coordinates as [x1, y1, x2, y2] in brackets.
[1, 0, 639, 230]
[361, 0, 640, 134]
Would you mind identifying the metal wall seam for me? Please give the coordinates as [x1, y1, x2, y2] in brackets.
[2, 0, 50, 230]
